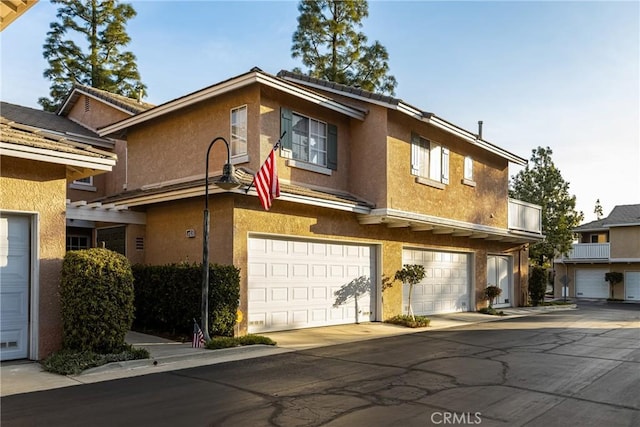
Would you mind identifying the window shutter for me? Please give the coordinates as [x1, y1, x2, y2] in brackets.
[280, 108, 292, 151]
[327, 123, 338, 170]
[441, 147, 450, 184]
[411, 133, 420, 175]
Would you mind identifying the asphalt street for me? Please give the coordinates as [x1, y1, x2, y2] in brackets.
[2, 302, 638, 427]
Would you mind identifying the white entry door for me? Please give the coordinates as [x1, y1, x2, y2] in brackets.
[401, 249, 470, 315]
[625, 272, 640, 301]
[576, 269, 609, 299]
[487, 255, 512, 308]
[248, 236, 376, 333]
[0, 215, 30, 361]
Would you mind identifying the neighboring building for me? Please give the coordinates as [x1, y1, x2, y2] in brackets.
[58, 84, 152, 259]
[0, 102, 116, 361]
[554, 204, 640, 301]
[92, 67, 543, 335]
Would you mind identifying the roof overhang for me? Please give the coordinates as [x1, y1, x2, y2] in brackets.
[358, 208, 543, 244]
[99, 70, 366, 138]
[278, 74, 527, 166]
[0, 142, 116, 171]
[66, 200, 146, 225]
[1, 0, 37, 31]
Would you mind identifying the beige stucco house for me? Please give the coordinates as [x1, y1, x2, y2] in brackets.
[0, 102, 116, 361]
[87, 68, 542, 335]
[554, 204, 640, 301]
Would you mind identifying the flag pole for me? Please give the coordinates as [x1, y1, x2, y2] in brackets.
[245, 131, 286, 194]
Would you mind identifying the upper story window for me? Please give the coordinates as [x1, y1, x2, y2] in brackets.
[411, 133, 449, 186]
[70, 176, 96, 191]
[230, 105, 247, 157]
[280, 108, 338, 172]
[464, 156, 473, 181]
[292, 113, 327, 167]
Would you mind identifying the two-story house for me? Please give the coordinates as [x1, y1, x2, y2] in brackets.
[91, 67, 542, 334]
[554, 204, 640, 301]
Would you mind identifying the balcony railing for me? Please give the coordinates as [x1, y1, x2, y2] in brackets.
[562, 243, 610, 260]
[508, 199, 542, 234]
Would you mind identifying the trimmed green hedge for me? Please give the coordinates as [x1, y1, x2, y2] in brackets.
[60, 248, 135, 353]
[529, 265, 547, 306]
[132, 263, 240, 337]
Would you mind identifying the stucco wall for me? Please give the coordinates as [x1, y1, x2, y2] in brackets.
[610, 226, 640, 259]
[138, 194, 525, 334]
[386, 111, 509, 227]
[1, 157, 67, 359]
[126, 86, 261, 191]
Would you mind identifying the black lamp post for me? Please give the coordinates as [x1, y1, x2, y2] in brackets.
[202, 137, 241, 341]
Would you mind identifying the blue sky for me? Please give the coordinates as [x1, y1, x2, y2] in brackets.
[1, 0, 638, 220]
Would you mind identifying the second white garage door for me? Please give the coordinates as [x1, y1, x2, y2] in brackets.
[575, 269, 609, 299]
[248, 236, 377, 333]
[625, 272, 640, 301]
[402, 248, 470, 315]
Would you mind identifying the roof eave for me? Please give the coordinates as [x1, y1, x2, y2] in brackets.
[98, 70, 365, 138]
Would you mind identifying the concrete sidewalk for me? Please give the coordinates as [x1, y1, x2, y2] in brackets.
[0, 305, 576, 397]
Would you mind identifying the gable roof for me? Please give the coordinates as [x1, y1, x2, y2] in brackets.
[277, 70, 527, 166]
[574, 204, 640, 231]
[58, 84, 155, 117]
[0, 102, 116, 172]
[97, 67, 366, 139]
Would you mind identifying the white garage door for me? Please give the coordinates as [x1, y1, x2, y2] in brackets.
[575, 269, 609, 299]
[402, 248, 470, 315]
[0, 215, 30, 361]
[248, 236, 376, 333]
[625, 272, 640, 301]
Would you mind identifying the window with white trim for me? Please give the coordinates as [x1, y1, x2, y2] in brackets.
[411, 133, 449, 184]
[230, 105, 247, 157]
[74, 176, 93, 186]
[464, 156, 474, 181]
[292, 113, 327, 167]
[66, 235, 90, 251]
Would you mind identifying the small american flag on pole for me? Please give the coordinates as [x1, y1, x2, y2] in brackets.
[255, 145, 280, 211]
[192, 320, 205, 348]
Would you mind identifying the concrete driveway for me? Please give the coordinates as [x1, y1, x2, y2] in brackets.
[1, 301, 638, 426]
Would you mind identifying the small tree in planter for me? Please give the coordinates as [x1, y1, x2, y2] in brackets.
[394, 264, 426, 321]
[483, 285, 503, 309]
[604, 272, 624, 300]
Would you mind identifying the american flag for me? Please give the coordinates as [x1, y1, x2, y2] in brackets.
[255, 146, 280, 211]
[192, 321, 205, 348]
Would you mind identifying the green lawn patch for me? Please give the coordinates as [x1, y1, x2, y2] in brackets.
[42, 345, 150, 376]
[205, 335, 276, 350]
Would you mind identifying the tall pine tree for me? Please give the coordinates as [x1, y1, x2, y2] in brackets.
[291, 0, 397, 95]
[509, 147, 584, 266]
[39, 0, 146, 111]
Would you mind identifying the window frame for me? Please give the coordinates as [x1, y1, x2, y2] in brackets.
[411, 133, 449, 187]
[230, 105, 248, 159]
[291, 111, 328, 168]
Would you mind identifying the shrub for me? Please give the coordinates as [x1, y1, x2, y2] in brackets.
[483, 285, 502, 308]
[478, 307, 505, 316]
[394, 264, 426, 320]
[42, 345, 149, 375]
[385, 314, 430, 328]
[205, 335, 276, 350]
[529, 265, 547, 306]
[60, 248, 134, 353]
[604, 272, 623, 299]
[132, 263, 240, 338]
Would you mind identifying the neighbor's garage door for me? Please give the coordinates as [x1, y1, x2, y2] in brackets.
[0, 215, 30, 361]
[575, 269, 609, 298]
[402, 248, 470, 315]
[248, 236, 376, 333]
[625, 272, 640, 301]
